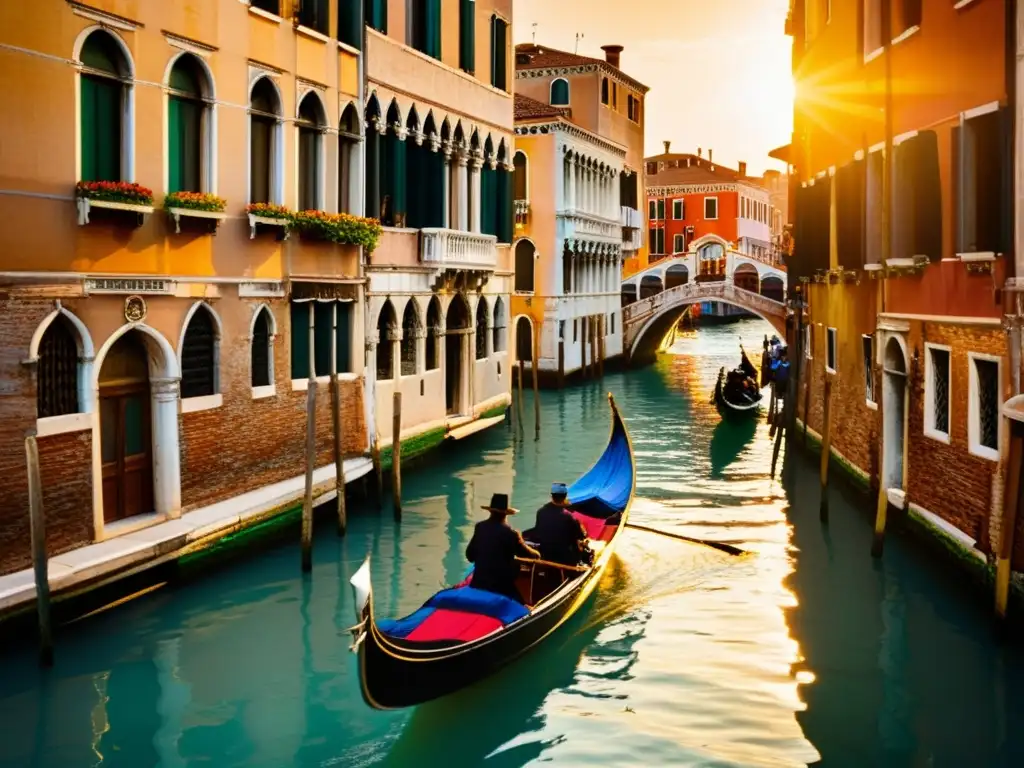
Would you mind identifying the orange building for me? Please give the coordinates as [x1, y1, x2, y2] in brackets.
[785, 0, 1023, 601]
[510, 42, 648, 382]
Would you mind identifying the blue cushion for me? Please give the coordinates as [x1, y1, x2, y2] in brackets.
[377, 606, 436, 638]
[426, 587, 529, 625]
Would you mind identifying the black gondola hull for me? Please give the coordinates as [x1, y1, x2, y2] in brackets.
[713, 367, 763, 419]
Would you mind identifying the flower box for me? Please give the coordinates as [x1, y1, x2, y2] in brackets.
[76, 180, 154, 227]
[165, 192, 228, 234]
[291, 210, 382, 251]
[245, 203, 293, 240]
[167, 207, 228, 234]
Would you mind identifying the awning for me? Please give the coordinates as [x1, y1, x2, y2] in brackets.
[769, 143, 791, 165]
[446, 414, 505, 440]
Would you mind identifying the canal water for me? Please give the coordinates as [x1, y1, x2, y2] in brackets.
[2, 318, 1024, 767]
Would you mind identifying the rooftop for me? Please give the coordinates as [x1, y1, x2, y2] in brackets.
[513, 92, 571, 122]
[645, 154, 742, 186]
[514, 43, 650, 93]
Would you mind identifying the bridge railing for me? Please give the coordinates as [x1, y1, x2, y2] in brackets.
[622, 281, 787, 326]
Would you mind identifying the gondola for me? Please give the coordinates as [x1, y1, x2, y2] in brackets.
[346, 393, 635, 710]
[712, 348, 763, 418]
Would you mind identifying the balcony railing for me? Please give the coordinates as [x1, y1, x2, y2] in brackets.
[620, 206, 642, 229]
[420, 228, 498, 269]
[514, 199, 530, 226]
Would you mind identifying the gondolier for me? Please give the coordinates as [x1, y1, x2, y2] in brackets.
[524, 483, 592, 567]
[466, 494, 540, 603]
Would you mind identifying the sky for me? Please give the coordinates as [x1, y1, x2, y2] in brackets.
[511, 0, 794, 176]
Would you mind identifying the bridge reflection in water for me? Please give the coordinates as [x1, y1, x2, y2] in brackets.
[3, 321, 1024, 767]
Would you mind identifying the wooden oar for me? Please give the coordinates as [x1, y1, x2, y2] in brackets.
[625, 522, 747, 556]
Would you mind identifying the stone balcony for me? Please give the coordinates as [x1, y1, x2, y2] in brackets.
[515, 199, 530, 226]
[620, 206, 643, 229]
[420, 228, 498, 291]
[558, 210, 621, 245]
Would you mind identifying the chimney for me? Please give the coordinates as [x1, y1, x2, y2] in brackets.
[687, 158, 691, 167]
[601, 45, 623, 69]
[697, 147, 702, 158]
[663, 140, 671, 155]
[708, 148, 713, 163]
[738, 161, 747, 177]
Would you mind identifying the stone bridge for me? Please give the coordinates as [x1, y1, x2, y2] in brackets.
[623, 281, 788, 363]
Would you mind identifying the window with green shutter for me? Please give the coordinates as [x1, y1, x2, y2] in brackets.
[79, 31, 127, 182]
[314, 302, 334, 376]
[459, 0, 475, 73]
[366, 0, 387, 33]
[297, 93, 326, 210]
[168, 55, 206, 193]
[410, 0, 442, 60]
[298, 0, 329, 35]
[339, 0, 363, 48]
[490, 16, 508, 91]
[290, 302, 311, 379]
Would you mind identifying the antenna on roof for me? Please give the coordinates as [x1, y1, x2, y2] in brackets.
[575, 33, 584, 54]
[532, 23, 538, 44]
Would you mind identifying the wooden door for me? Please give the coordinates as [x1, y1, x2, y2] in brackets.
[101, 383, 154, 523]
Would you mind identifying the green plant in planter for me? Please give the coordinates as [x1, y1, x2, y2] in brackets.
[165, 191, 227, 212]
[76, 181, 154, 206]
[245, 203, 293, 220]
[291, 210, 382, 251]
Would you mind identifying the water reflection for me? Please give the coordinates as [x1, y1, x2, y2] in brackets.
[709, 417, 758, 478]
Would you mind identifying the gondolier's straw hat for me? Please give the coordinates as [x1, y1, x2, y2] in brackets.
[481, 493, 518, 515]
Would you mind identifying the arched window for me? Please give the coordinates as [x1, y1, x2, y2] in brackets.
[513, 150, 528, 201]
[297, 92, 327, 211]
[425, 296, 441, 371]
[251, 307, 274, 388]
[181, 305, 218, 398]
[79, 30, 131, 182]
[601, 76, 609, 105]
[168, 54, 212, 193]
[515, 317, 532, 363]
[339, 103, 360, 213]
[37, 315, 81, 418]
[476, 298, 489, 359]
[515, 240, 536, 293]
[376, 301, 396, 380]
[550, 78, 569, 106]
[250, 78, 281, 204]
[401, 301, 419, 376]
[492, 296, 506, 353]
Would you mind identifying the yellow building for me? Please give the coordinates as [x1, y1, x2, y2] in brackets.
[0, 0, 372, 576]
[510, 43, 648, 383]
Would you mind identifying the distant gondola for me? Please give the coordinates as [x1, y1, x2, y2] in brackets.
[346, 394, 635, 710]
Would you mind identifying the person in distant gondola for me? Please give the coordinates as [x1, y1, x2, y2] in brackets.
[466, 494, 539, 603]
[771, 346, 791, 391]
[523, 483, 592, 567]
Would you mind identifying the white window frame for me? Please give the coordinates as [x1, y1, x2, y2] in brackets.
[862, 334, 877, 408]
[968, 351, 1002, 462]
[250, 304, 278, 399]
[178, 301, 224, 413]
[673, 233, 684, 253]
[672, 199, 683, 220]
[826, 326, 837, 373]
[923, 342, 952, 443]
[549, 77, 570, 106]
[704, 196, 718, 220]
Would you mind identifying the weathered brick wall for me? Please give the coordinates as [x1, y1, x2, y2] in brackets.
[179, 298, 367, 510]
[904, 322, 1004, 551]
[0, 291, 94, 574]
[799, 280, 1008, 555]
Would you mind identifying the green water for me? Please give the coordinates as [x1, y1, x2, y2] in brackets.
[2, 318, 1024, 767]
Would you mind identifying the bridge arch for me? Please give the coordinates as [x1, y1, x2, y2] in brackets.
[760, 274, 785, 302]
[665, 263, 689, 289]
[639, 274, 663, 299]
[624, 282, 787, 365]
[733, 262, 759, 293]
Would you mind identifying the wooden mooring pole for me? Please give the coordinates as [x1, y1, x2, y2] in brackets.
[392, 391, 402, 521]
[301, 382, 317, 572]
[516, 359, 526, 435]
[532, 330, 541, 440]
[819, 374, 834, 522]
[25, 435, 53, 666]
[331, 374, 347, 537]
[598, 315, 605, 379]
[996, 422, 1023, 620]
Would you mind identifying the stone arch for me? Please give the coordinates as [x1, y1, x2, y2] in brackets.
[376, 298, 397, 381]
[475, 295, 490, 359]
[400, 298, 420, 376]
[760, 275, 785, 301]
[164, 50, 216, 101]
[492, 295, 507, 353]
[621, 282, 638, 306]
[249, 304, 276, 389]
[733, 262, 760, 293]
[513, 149, 528, 201]
[177, 301, 223, 399]
[423, 110, 437, 139]
[30, 306, 96, 419]
[640, 274, 664, 299]
[365, 91, 382, 124]
[882, 334, 909, 494]
[425, 294, 442, 371]
[445, 293, 471, 414]
[74, 26, 135, 77]
[406, 103, 421, 134]
[514, 315, 534, 363]
[665, 264, 690, 290]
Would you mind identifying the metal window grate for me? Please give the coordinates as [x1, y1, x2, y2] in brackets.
[931, 348, 950, 434]
[476, 302, 488, 360]
[38, 315, 79, 418]
[181, 307, 216, 398]
[976, 358, 999, 450]
[251, 309, 271, 387]
[401, 304, 418, 376]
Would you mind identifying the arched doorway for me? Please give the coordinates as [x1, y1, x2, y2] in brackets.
[760, 275, 784, 302]
[98, 330, 154, 523]
[665, 264, 689, 290]
[515, 316, 533, 367]
[445, 295, 469, 415]
[882, 336, 908, 494]
[733, 263, 759, 293]
[514, 240, 535, 293]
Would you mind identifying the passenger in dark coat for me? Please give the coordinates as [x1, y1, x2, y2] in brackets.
[466, 493, 539, 604]
[523, 483, 592, 567]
